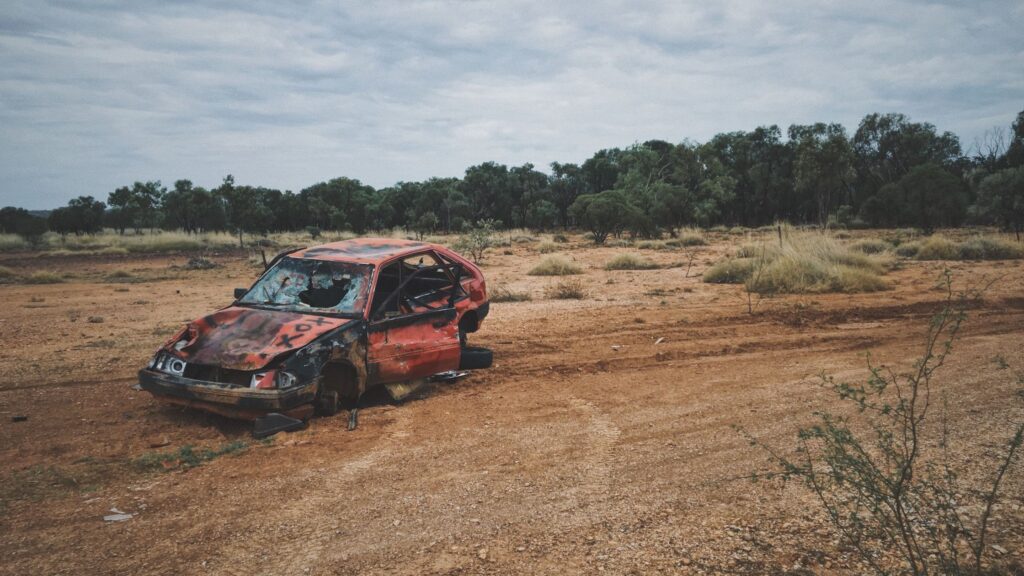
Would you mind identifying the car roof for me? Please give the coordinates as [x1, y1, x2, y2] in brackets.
[289, 238, 441, 264]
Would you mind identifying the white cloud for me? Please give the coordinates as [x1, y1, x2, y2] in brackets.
[0, 0, 1021, 208]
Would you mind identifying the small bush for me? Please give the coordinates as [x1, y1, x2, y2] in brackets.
[528, 256, 582, 276]
[0, 234, 29, 251]
[545, 279, 587, 299]
[895, 241, 921, 257]
[489, 285, 532, 302]
[185, 256, 219, 270]
[914, 236, 959, 260]
[536, 242, 559, 254]
[604, 253, 659, 270]
[24, 271, 64, 284]
[0, 265, 18, 282]
[703, 258, 756, 283]
[512, 235, 536, 244]
[666, 233, 706, 247]
[849, 238, 890, 254]
[956, 236, 1023, 260]
[552, 233, 569, 243]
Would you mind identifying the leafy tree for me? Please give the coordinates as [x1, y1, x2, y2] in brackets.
[899, 163, 968, 233]
[162, 180, 222, 233]
[106, 181, 165, 233]
[790, 123, 854, 226]
[976, 166, 1024, 239]
[570, 189, 639, 244]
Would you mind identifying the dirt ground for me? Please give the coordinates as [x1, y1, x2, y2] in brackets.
[1, 233, 1023, 575]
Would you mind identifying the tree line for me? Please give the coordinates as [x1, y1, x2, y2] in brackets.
[3, 111, 1023, 245]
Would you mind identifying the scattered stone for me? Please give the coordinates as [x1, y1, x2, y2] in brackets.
[477, 547, 488, 560]
[654, 337, 665, 345]
[104, 508, 133, 522]
[184, 257, 218, 270]
[87, 316, 104, 324]
[12, 415, 28, 422]
[611, 345, 622, 351]
[148, 437, 171, 448]
[992, 544, 1008, 555]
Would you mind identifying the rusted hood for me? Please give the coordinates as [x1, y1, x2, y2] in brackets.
[172, 306, 354, 371]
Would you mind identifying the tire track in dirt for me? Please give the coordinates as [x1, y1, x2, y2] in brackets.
[201, 410, 412, 576]
[563, 396, 621, 512]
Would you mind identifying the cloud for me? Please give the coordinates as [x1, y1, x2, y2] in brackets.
[0, 0, 1021, 208]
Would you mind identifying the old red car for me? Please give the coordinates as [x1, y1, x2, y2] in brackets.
[139, 238, 491, 422]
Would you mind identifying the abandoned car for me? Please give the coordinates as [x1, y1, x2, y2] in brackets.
[139, 238, 491, 421]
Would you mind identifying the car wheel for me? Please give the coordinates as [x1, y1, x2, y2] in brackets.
[315, 388, 340, 416]
[459, 346, 493, 370]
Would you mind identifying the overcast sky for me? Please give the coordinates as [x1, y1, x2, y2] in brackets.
[1, 1, 1021, 209]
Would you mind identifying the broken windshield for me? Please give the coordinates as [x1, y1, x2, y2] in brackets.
[237, 257, 371, 316]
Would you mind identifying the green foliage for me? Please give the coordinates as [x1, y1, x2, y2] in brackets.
[976, 167, 1024, 237]
[570, 189, 639, 244]
[740, 276, 1024, 575]
[135, 441, 248, 471]
[528, 256, 582, 276]
[452, 219, 497, 263]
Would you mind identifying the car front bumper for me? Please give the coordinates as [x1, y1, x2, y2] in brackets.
[138, 369, 318, 420]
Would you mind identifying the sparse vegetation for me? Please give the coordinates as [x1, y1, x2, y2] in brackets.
[134, 441, 249, 472]
[741, 276, 1024, 576]
[528, 256, 582, 276]
[910, 235, 1023, 261]
[24, 271, 64, 284]
[0, 265, 17, 282]
[604, 253, 660, 270]
[452, 219, 497, 263]
[545, 278, 587, 299]
[489, 285, 532, 302]
[849, 238, 891, 254]
[536, 241, 559, 253]
[703, 231, 890, 294]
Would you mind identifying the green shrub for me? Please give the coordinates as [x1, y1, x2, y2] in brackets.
[528, 256, 582, 276]
[545, 279, 587, 299]
[604, 253, 659, 270]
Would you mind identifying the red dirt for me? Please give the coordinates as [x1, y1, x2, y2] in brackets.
[1, 236, 1022, 575]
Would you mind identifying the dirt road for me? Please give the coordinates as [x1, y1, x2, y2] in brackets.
[1, 239, 1022, 574]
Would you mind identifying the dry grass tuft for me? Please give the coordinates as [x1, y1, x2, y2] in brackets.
[909, 235, 1023, 261]
[24, 271, 65, 284]
[536, 242, 559, 254]
[528, 256, 582, 276]
[489, 285, 532, 302]
[704, 231, 890, 294]
[604, 253, 660, 270]
[545, 278, 588, 299]
[0, 265, 19, 282]
[849, 238, 891, 254]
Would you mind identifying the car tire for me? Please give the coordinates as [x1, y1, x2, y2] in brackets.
[315, 388, 340, 416]
[459, 346, 493, 370]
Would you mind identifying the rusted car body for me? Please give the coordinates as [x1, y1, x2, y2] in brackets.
[139, 238, 490, 420]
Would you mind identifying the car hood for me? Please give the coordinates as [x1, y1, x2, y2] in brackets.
[171, 306, 355, 371]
